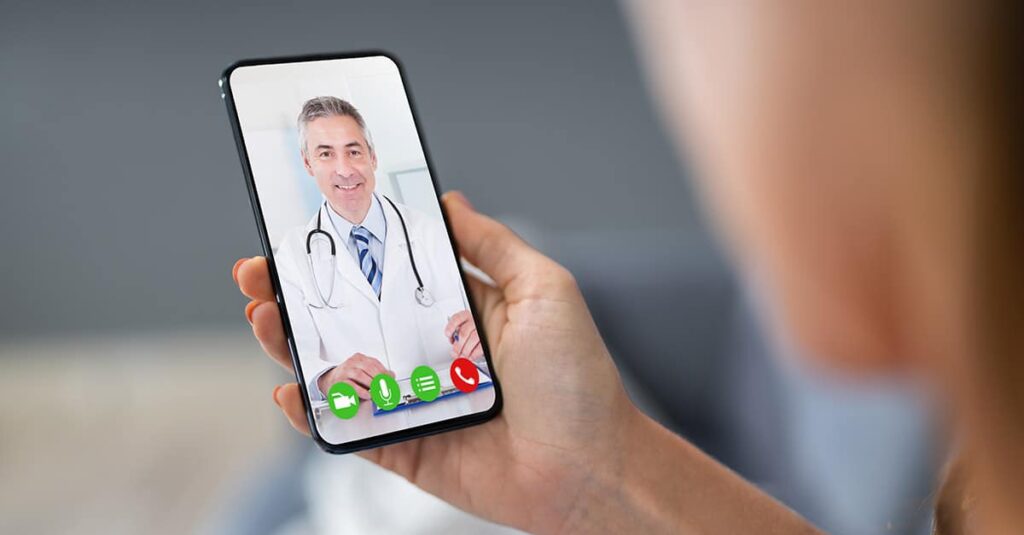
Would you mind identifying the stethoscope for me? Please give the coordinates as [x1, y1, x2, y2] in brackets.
[305, 195, 435, 309]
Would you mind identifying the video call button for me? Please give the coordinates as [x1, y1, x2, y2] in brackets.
[449, 358, 479, 393]
[411, 365, 441, 402]
[327, 382, 360, 420]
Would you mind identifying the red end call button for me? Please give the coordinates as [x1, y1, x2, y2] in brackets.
[450, 358, 479, 393]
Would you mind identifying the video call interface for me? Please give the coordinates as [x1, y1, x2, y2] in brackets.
[229, 56, 496, 446]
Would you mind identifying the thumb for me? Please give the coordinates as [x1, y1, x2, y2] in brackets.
[441, 191, 542, 290]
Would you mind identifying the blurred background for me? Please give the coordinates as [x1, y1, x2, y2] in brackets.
[0, 1, 939, 534]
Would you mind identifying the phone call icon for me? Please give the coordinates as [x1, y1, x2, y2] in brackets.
[450, 358, 479, 393]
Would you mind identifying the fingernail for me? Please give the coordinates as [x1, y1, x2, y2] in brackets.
[445, 190, 474, 210]
[245, 300, 259, 325]
[232, 257, 247, 284]
[272, 385, 282, 407]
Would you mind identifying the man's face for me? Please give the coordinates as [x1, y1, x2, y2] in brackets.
[302, 114, 378, 223]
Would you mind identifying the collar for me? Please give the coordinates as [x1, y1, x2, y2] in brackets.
[325, 193, 387, 242]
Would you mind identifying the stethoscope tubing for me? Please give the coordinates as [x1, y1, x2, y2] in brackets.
[306, 195, 432, 308]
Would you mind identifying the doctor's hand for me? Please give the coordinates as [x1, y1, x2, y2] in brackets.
[444, 310, 483, 360]
[317, 354, 393, 400]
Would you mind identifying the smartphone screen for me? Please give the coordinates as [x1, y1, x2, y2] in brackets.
[221, 52, 500, 453]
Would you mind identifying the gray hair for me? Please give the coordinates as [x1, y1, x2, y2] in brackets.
[297, 96, 374, 156]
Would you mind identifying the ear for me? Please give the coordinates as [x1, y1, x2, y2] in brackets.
[370, 147, 378, 170]
[301, 150, 314, 176]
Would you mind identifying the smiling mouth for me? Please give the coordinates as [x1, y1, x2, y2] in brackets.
[334, 183, 362, 191]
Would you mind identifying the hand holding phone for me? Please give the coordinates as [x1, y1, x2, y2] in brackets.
[233, 191, 642, 534]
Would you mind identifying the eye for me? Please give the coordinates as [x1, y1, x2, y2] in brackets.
[349, 149, 362, 157]
[318, 151, 332, 159]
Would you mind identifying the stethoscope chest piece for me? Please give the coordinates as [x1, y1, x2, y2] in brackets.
[415, 286, 435, 307]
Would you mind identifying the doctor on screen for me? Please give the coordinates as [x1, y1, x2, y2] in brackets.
[274, 96, 483, 402]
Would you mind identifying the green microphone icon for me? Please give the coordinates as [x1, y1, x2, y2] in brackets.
[371, 373, 401, 411]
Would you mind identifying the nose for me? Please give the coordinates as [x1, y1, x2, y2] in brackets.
[333, 158, 358, 178]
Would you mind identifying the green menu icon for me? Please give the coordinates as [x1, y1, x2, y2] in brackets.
[410, 365, 441, 402]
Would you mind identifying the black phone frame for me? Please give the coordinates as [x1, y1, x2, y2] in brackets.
[220, 50, 502, 454]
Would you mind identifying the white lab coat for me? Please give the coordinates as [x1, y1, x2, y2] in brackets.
[275, 197, 468, 400]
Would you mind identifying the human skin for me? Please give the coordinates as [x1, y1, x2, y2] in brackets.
[301, 114, 377, 224]
[624, 0, 974, 376]
[316, 353, 391, 401]
[234, 192, 820, 534]
[625, 2, 1018, 531]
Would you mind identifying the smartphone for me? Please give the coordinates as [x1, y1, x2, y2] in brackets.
[220, 51, 501, 453]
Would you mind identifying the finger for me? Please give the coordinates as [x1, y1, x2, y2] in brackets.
[457, 330, 479, 357]
[244, 300, 260, 325]
[455, 327, 477, 356]
[443, 316, 458, 339]
[237, 257, 275, 301]
[232, 257, 247, 284]
[347, 368, 374, 390]
[467, 340, 483, 359]
[361, 355, 391, 379]
[444, 311, 471, 339]
[364, 359, 389, 379]
[272, 383, 310, 436]
[442, 191, 543, 290]
[331, 369, 371, 399]
[250, 301, 292, 371]
[348, 377, 372, 397]
[349, 355, 381, 376]
[451, 330, 479, 359]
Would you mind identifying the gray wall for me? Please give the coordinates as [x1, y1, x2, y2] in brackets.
[0, 0, 713, 339]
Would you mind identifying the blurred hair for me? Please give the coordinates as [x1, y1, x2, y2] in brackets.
[297, 96, 375, 156]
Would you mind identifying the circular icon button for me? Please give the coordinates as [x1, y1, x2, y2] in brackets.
[410, 365, 442, 402]
[449, 358, 479, 393]
[370, 373, 401, 411]
[326, 382, 360, 420]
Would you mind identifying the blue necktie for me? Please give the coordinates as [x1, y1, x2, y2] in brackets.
[351, 226, 382, 298]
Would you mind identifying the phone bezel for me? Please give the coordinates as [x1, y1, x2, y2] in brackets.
[219, 50, 503, 454]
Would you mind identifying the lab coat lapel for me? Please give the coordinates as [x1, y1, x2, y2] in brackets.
[300, 210, 346, 308]
[322, 207, 380, 307]
[379, 198, 413, 305]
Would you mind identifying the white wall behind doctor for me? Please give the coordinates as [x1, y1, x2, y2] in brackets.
[231, 56, 441, 248]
